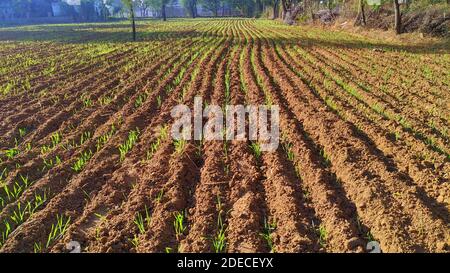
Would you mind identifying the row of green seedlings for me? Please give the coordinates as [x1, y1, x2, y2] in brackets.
[72, 125, 117, 172]
[34, 214, 71, 253]
[177, 38, 225, 103]
[146, 125, 169, 160]
[1, 77, 32, 96]
[0, 190, 48, 248]
[0, 173, 31, 211]
[1, 127, 30, 163]
[118, 128, 140, 162]
[251, 40, 328, 251]
[283, 47, 395, 138]
[211, 195, 227, 253]
[247, 143, 280, 253]
[40, 131, 92, 172]
[133, 47, 200, 111]
[130, 205, 151, 248]
[245, 50, 284, 252]
[164, 46, 206, 102]
[293, 47, 449, 159]
[281, 134, 329, 248]
[165, 210, 188, 253]
[129, 188, 166, 248]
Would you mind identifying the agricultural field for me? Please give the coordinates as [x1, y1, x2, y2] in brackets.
[0, 19, 448, 253]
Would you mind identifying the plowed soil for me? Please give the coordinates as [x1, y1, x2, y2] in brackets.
[0, 19, 448, 253]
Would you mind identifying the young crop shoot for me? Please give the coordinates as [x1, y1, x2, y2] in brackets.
[96, 125, 117, 152]
[118, 129, 140, 162]
[260, 218, 277, 253]
[174, 139, 186, 154]
[71, 150, 93, 172]
[51, 132, 62, 148]
[0, 168, 8, 187]
[250, 142, 262, 161]
[146, 125, 169, 160]
[46, 214, 71, 248]
[3, 148, 19, 160]
[134, 206, 151, 234]
[1, 174, 32, 207]
[173, 210, 187, 241]
[42, 156, 61, 172]
[79, 131, 92, 146]
[312, 221, 328, 249]
[212, 210, 227, 253]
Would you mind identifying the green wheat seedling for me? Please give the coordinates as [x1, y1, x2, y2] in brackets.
[134, 206, 151, 234]
[0, 221, 11, 247]
[40, 145, 51, 155]
[118, 129, 140, 162]
[325, 97, 338, 112]
[2, 174, 31, 203]
[260, 218, 277, 253]
[4, 148, 19, 160]
[155, 188, 164, 203]
[312, 222, 328, 248]
[147, 124, 169, 160]
[42, 156, 61, 171]
[99, 95, 113, 106]
[79, 131, 92, 146]
[225, 70, 231, 105]
[0, 168, 7, 186]
[173, 210, 187, 240]
[260, 218, 277, 252]
[50, 132, 62, 148]
[320, 149, 331, 167]
[250, 142, 262, 160]
[33, 242, 42, 253]
[134, 93, 148, 108]
[46, 215, 71, 248]
[165, 247, 173, 253]
[25, 142, 32, 152]
[174, 139, 186, 154]
[71, 150, 93, 172]
[212, 210, 227, 253]
[9, 202, 28, 225]
[83, 98, 93, 108]
[392, 131, 401, 141]
[18, 128, 27, 138]
[282, 141, 295, 162]
[96, 125, 117, 152]
[130, 234, 140, 248]
[156, 95, 162, 108]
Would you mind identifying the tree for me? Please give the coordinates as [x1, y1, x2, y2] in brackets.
[146, 0, 171, 21]
[393, 0, 402, 34]
[230, 0, 255, 16]
[357, 0, 366, 26]
[271, 0, 280, 19]
[199, 0, 221, 16]
[121, 0, 137, 40]
[137, 0, 153, 16]
[181, 0, 198, 18]
[11, 0, 32, 18]
[281, 0, 303, 24]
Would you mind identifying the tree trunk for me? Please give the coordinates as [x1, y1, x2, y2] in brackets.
[394, 0, 402, 34]
[283, 3, 303, 25]
[359, 0, 366, 26]
[130, 6, 136, 41]
[272, 0, 279, 19]
[162, 4, 166, 21]
[191, 3, 197, 18]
